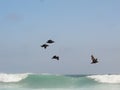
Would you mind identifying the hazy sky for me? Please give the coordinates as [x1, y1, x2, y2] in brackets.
[0, 0, 120, 74]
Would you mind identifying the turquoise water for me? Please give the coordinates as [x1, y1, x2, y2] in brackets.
[0, 73, 120, 90]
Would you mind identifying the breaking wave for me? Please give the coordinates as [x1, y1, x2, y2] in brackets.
[0, 73, 29, 82]
[0, 73, 120, 89]
[87, 74, 120, 84]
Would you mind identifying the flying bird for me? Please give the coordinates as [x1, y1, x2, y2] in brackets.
[52, 55, 59, 60]
[91, 55, 98, 64]
[41, 44, 49, 49]
[46, 39, 55, 44]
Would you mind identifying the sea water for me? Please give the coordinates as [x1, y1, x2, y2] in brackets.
[0, 73, 120, 90]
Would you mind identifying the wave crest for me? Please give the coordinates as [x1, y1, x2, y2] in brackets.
[0, 73, 29, 82]
[87, 74, 120, 84]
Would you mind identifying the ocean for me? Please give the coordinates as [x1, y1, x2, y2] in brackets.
[0, 73, 120, 90]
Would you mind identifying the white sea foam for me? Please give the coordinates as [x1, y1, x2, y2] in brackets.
[0, 73, 29, 82]
[87, 74, 120, 84]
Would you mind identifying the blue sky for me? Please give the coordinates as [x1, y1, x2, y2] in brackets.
[0, 0, 120, 74]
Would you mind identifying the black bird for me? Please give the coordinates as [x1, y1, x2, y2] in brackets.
[91, 55, 98, 64]
[52, 55, 59, 60]
[41, 44, 49, 49]
[46, 39, 55, 44]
